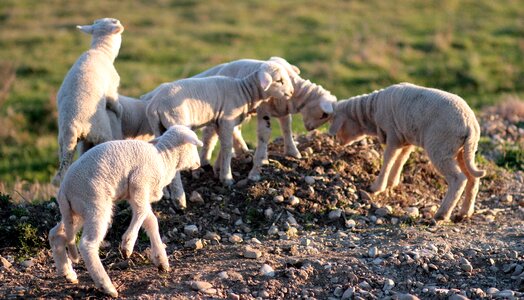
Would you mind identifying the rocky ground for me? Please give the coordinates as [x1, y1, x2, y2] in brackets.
[0, 103, 523, 299]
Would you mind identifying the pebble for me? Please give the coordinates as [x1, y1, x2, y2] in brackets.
[333, 287, 344, 297]
[218, 271, 229, 279]
[20, 260, 34, 269]
[189, 191, 204, 204]
[260, 264, 275, 277]
[368, 246, 380, 258]
[486, 287, 499, 295]
[274, 195, 285, 203]
[184, 238, 204, 250]
[375, 206, 392, 217]
[512, 264, 523, 276]
[448, 294, 468, 300]
[500, 194, 513, 204]
[268, 225, 279, 235]
[341, 287, 355, 300]
[359, 281, 372, 290]
[203, 231, 221, 243]
[228, 292, 240, 300]
[0, 256, 12, 269]
[259, 290, 270, 298]
[328, 209, 342, 220]
[345, 219, 357, 228]
[495, 290, 514, 298]
[288, 195, 300, 206]
[184, 225, 199, 236]
[459, 257, 473, 272]
[235, 179, 249, 188]
[229, 234, 243, 244]
[250, 237, 262, 244]
[190, 281, 215, 294]
[301, 238, 311, 246]
[397, 294, 420, 300]
[383, 278, 395, 290]
[243, 246, 262, 259]
[304, 176, 315, 185]
[264, 208, 274, 219]
[405, 207, 420, 218]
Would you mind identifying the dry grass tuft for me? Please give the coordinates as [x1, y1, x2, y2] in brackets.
[0, 180, 57, 203]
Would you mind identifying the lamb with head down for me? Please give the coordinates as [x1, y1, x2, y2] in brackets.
[329, 82, 486, 222]
[52, 18, 125, 186]
[48, 125, 202, 298]
[185, 56, 336, 181]
[145, 61, 294, 207]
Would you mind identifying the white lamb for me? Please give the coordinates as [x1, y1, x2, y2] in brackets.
[145, 57, 336, 181]
[52, 18, 124, 186]
[107, 94, 155, 141]
[48, 125, 202, 297]
[145, 61, 293, 207]
[328, 83, 486, 222]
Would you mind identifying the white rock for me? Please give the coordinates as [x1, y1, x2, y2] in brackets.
[383, 278, 395, 290]
[184, 238, 204, 250]
[250, 238, 262, 245]
[359, 281, 371, 290]
[0, 256, 12, 269]
[190, 280, 213, 291]
[20, 259, 34, 268]
[243, 246, 262, 259]
[368, 246, 380, 258]
[328, 209, 342, 220]
[495, 290, 514, 298]
[486, 287, 499, 295]
[184, 224, 199, 236]
[341, 287, 355, 300]
[218, 271, 229, 279]
[264, 208, 274, 219]
[189, 191, 204, 204]
[288, 196, 300, 206]
[345, 219, 357, 228]
[260, 264, 275, 277]
[304, 176, 315, 185]
[273, 195, 284, 203]
[405, 207, 420, 218]
[229, 234, 243, 244]
[268, 225, 279, 235]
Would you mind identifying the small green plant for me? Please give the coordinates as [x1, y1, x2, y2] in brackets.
[17, 222, 45, 258]
[0, 193, 11, 208]
[496, 143, 524, 171]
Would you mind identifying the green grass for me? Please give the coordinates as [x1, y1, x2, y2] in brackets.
[0, 0, 523, 184]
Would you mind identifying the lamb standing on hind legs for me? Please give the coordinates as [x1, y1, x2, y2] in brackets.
[328, 83, 486, 222]
[52, 18, 124, 187]
[48, 125, 202, 297]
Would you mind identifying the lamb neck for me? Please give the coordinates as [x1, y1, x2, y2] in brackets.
[90, 34, 121, 62]
[238, 72, 264, 111]
[290, 78, 329, 113]
[345, 91, 380, 136]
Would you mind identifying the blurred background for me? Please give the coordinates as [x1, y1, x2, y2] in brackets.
[0, 0, 522, 195]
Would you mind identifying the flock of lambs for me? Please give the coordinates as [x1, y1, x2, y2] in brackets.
[47, 18, 486, 297]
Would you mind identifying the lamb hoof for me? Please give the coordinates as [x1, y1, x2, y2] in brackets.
[248, 172, 261, 182]
[432, 212, 451, 224]
[171, 194, 187, 210]
[64, 273, 78, 284]
[102, 285, 118, 298]
[285, 149, 302, 159]
[453, 214, 472, 223]
[158, 263, 170, 273]
[222, 178, 234, 186]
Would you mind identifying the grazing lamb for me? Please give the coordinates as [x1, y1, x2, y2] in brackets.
[146, 61, 293, 210]
[52, 18, 124, 187]
[107, 94, 155, 141]
[48, 125, 202, 297]
[194, 56, 336, 181]
[329, 83, 486, 222]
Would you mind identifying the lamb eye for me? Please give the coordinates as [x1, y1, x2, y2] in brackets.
[321, 112, 329, 119]
[277, 78, 284, 84]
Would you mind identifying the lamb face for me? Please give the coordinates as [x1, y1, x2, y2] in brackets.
[329, 109, 366, 146]
[259, 62, 294, 101]
[77, 18, 124, 35]
[302, 94, 336, 131]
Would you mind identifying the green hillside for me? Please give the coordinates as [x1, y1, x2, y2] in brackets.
[0, 0, 523, 184]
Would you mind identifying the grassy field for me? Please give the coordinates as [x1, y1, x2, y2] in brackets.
[0, 0, 523, 187]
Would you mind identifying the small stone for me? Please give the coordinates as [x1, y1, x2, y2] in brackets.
[218, 271, 229, 279]
[391, 217, 399, 225]
[268, 225, 279, 235]
[250, 238, 262, 244]
[301, 238, 311, 246]
[228, 292, 240, 300]
[260, 264, 275, 277]
[184, 238, 204, 250]
[512, 264, 523, 276]
[359, 281, 371, 290]
[286, 227, 298, 238]
[448, 294, 468, 300]
[235, 179, 249, 188]
[397, 294, 420, 300]
[184, 225, 199, 236]
[287, 214, 299, 227]
[368, 246, 380, 258]
[383, 278, 395, 290]
[375, 206, 392, 217]
[405, 207, 420, 218]
[341, 287, 355, 300]
[0, 256, 12, 269]
[288, 196, 300, 206]
[345, 219, 357, 228]
[243, 246, 262, 259]
[459, 257, 473, 272]
[304, 176, 315, 185]
[259, 290, 270, 298]
[274, 195, 285, 203]
[234, 218, 244, 226]
[333, 287, 344, 297]
[264, 208, 274, 219]
[190, 280, 213, 291]
[203, 231, 221, 243]
[495, 290, 514, 298]
[328, 209, 342, 220]
[486, 287, 499, 295]
[189, 191, 204, 204]
[229, 234, 243, 244]
[500, 194, 513, 204]
[20, 260, 34, 269]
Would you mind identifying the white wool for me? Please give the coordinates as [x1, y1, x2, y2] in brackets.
[48, 125, 202, 297]
[329, 83, 486, 222]
[107, 95, 155, 141]
[52, 18, 125, 187]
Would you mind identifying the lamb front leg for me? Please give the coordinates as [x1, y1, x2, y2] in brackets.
[249, 113, 272, 181]
[121, 192, 152, 258]
[278, 114, 301, 158]
[218, 123, 235, 186]
[232, 126, 251, 157]
[167, 172, 187, 209]
[200, 125, 218, 167]
[370, 141, 403, 194]
[142, 210, 169, 272]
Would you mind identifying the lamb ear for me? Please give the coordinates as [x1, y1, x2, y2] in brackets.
[77, 25, 94, 34]
[149, 137, 160, 145]
[320, 100, 334, 114]
[181, 131, 204, 147]
[328, 116, 344, 136]
[290, 64, 300, 74]
[258, 71, 272, 91]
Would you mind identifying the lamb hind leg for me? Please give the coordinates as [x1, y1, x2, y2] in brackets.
[49, 222, 78, 283]
[52, 130, 78, 186]
[430, 152, 467, 222]
[218, 123, 235, 186]
[167, 173, 186, 209]
[121, 192, 151, 258]
[200, 125, 219, 167]
[142, 210, 169, 272]
[370, 142, 403, 193]
[249, 113, 272, 181]
[279, 114, 301, 158]
[455, 149, 480, 221]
